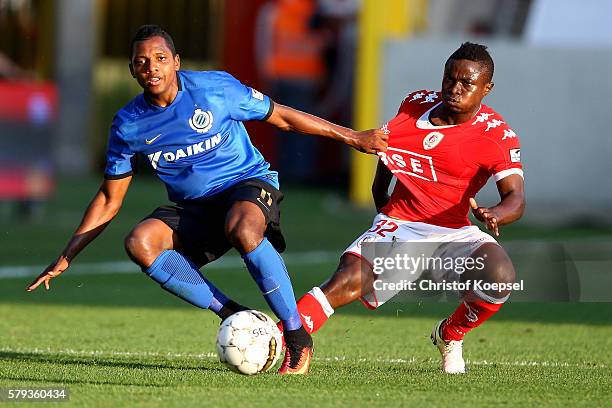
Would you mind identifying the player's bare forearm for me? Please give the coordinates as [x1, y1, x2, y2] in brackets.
[491, 174, 525, 225]
[265, 103, 388, 153]
[61, 177, 131, 260]
[60, 198, 117, 261]
[489, 189, 525, 225]
[372, 160, 393, 212]
[470, 174, 524, 236]
[27, 177, 131, 291]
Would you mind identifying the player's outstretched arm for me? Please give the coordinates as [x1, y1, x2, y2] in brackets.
[265, 103, 388, 154]
[372, 160, 394, 212]
[26, 176, 132, 292]
[470, 174, 525, 236]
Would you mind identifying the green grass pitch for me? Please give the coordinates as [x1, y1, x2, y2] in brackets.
[1, 178, 611, 406]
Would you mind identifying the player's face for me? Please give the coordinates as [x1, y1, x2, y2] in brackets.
[129, 36, 180, 98]
[440, 59, 493, 115]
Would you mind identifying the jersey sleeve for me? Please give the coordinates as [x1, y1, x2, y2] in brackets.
[222, 73, 273, 121]
[475, 126, 523, 182]
[104, 122, 135, 179]
[397, 89, 437, 114]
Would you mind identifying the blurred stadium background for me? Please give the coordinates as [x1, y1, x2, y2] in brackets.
[1, 0, 610, 292]
[0, 1, 611, 405]
[2, 0, 611, 220]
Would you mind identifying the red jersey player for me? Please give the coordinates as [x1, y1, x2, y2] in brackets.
[284, 42, 525, 374]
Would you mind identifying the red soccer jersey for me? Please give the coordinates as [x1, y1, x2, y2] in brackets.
[380, 90, 523, 228]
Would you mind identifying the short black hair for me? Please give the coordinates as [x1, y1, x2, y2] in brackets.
[130, 24, 176, 58]
[446, 42, 494, 82]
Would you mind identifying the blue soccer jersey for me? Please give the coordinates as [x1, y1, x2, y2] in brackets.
[104, 70, 278, 202]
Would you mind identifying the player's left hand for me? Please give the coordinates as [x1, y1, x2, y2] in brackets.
[470, 197, 500, 236]
[349, 128, 389, 154]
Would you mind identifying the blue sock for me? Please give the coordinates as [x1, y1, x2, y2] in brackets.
[207, 283, 231, 315]
[145, 250, 229, 315]
[242, 238, 302, 331]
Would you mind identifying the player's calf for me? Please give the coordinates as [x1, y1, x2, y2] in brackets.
[442, 244, 513, 341]
[432, 296, 505, 374]
[125, 220, 248, 319]
[278, 254, 371, 337]
[321, 253, 373, 309]
[432, 244, 514, 373]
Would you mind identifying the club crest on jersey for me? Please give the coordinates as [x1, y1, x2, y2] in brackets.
[189, 109, 213, 133]
[423, 132, 444, 150]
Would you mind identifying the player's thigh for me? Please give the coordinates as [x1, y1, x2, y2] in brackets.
[224, 179, 284, 253]
[124, 218, 180, 267]
[225, 201, 267, 246]
[337, 213, 405, 309]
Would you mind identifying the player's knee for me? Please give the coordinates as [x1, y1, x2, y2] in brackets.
[485, 256, 515, 285]
[477, 255, 515, 300]
[473, 245, 515, 285]
[225, 221, 263, 254]
[124, 230, 158, 268]
[124, 232, 144, 264]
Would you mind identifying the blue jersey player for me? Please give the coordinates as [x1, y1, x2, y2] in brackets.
[26, 25, 388, 375]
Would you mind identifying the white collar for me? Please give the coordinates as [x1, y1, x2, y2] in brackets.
[415, 102, 483, 129]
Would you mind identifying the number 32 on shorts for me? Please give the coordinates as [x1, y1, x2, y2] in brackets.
[368, 219, 398, 237]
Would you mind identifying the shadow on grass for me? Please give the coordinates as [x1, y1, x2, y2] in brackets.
[0, 374, 171, 388]
[0, 351, 226, 387]
[0, 351, 222, 372]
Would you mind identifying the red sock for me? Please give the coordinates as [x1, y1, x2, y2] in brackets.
[442, 298, 503, 342]
[277, 288, 334, 335]
[295, 292, 329, 334]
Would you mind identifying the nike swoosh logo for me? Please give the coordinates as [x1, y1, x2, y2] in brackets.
[145, 134, 162, 144]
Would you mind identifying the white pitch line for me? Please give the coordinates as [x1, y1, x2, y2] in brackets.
[0, 346, 605, 369]
[3, 239, 611, 280]
[0, 251, 340, 279]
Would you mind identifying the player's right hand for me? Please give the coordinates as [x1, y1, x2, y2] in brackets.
[469, 197, 500, 236]
[26, 256, 70, 292]
[350, 128, 389, 154]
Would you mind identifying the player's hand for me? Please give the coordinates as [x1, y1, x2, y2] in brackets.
[470, 197, 500, 236]
[26, 255, 70, 292]
[349, 128, 389, 154]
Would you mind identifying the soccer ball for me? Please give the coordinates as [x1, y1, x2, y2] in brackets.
[216, 310, 283, 375]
